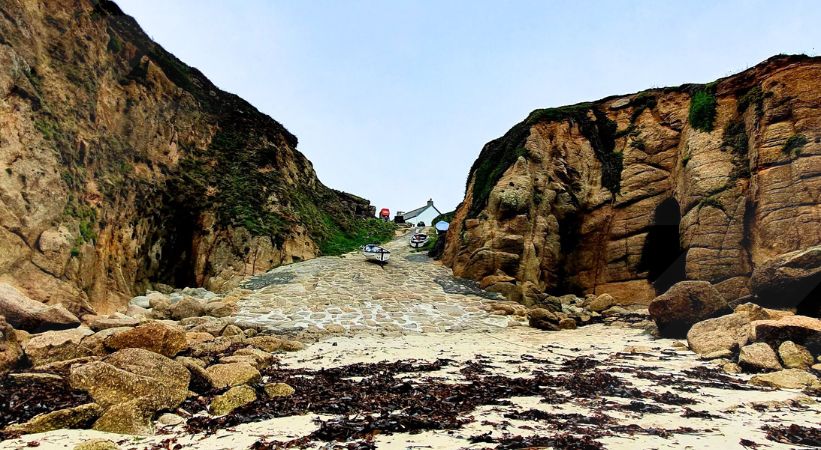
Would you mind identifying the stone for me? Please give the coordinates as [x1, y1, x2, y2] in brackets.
[186, 331, 216, 345]
[246, 335, 284, 352]
[722, 362, 742, 374]
[750, 315, 821, 354]
[176, 356, 213, 393]
[205, 362, 261, 389]
[125, 304, 151, 319]
[105, 321, 188, 357]
[281, 340, 305, 352]
[222, 324, 244, 337]
[129, 296, 151, 309]
[558, 318, 577, 330]
[209, 384, 257, 416]
[778, 341, 814, 369]
[89, 316, 139, 331]
[738, 343, 782, 372]
[69, 348, 190, 409]
[170, 296, 206, 320]
[156, 413, 185, 427]
[0, 316, 23, 374]
[528, 307, 560, 331]
[92, 397, 157, 435]
[233, 347, 275, 366]
[587, 294, 616, 312]
[701, 349, 733, 360]
[264, 382, 295, 398]
[188, 317, 230, 336]
[190, 336, 241, 357]
[734, 303, 793, 321]
[686, 313, 751, 355]
[648, 281, 729, 337]
[0, 283, 80, 332]
[205, 301, 234, 318]
[23, 327, 96, 366]
[750, 246, 821, 314]
[73, 439, 120, 450]
[8, 372, 64, 382]
[750, 369, 821, 390]
[4, 403, 101, 434]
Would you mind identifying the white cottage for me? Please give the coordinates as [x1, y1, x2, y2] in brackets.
[396, 199, 441, 226]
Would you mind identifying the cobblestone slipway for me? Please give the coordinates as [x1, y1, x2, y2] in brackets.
[233, 230, 528, 335]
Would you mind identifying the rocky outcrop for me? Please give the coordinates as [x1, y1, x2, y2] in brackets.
[442, 55, 821, 315]
[0, 0, 374, 316]
[648, 281, 729, 336]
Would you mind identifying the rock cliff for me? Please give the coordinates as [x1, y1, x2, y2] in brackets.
[443, 55, 820, 315]
[0, 0, 374, 315]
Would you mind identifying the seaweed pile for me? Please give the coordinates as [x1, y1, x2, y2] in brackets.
[0, 376, 91, 431]
[181, 354, 722, 447]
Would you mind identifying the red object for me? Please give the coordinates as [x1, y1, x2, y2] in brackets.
[379, 208, 390, 218]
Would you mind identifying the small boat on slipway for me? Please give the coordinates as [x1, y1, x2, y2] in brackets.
[409, 233, 429, 249]
[361, 244, 390, 264]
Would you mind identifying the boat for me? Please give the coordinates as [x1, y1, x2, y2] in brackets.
[409, 233, 428, 249]
[361, 244, 390, 264]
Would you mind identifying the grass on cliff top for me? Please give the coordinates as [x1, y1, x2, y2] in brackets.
[318, 217, 397, 256]
[688, 86, 717, 132]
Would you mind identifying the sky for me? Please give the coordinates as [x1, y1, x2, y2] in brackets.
[117, 0, 820, 215]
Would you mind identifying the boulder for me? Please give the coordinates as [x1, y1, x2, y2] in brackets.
[738, 342, 782, 372]
[190, 335, 243, 357]
[105, 321, 188, 357]
[264, 382, 295, 398]
[188, 317, 229, 336]
[205, 362, 261, 389]
[0, 316, 23, 374]
[686, 313, 751, 355]
[528, 308, 560, 331]
[125, 304, 151, 319]
[281, 340, 305, 352]
[89, 316, 139, 332]
[170, 297, 205, 320]
[209, 384, 257, 415]
[129, 296, 151, 309]
[205, 301, 234, 318]
[749, 369, 821, 389]
[234, 347, 275, 366]
[587, 294, 616, 312]
[23, 327, 96, 366]
[81, 327, 131, 356]
[778, 341, 814, 369]
[750, 246, 821, 314]
[734, 303, 793, 321]
[0, 283, 80, 332]
[176, 356, 214, 393]
[92, 397, 158, 435]
[750, 315, 821, 354]
[648, 281, 729, 337]
[73, 439, 120, 450]
[4, 403, 102, 434]
[246, 336, 283, 352]
[69, 348, 190, 409]
[221, 324, 244, 337]
[558, 318, 577, 330]
[186, 331, 216, 345]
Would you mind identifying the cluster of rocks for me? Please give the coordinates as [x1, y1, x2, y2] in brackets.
[648, 280, 821, 389]
[0, 285, 304, 437]
[525, 292, 649, 331]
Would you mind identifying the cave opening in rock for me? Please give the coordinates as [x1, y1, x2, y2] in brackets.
[153, 208, 199, 289]
[639, 197, 686, 295]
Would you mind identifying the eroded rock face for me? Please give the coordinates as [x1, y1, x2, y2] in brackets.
[442, 55, 821, 314]
[0, 315, 23, 373]
[0, 0, 374, 315]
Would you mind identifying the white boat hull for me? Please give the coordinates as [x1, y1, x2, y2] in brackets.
[362, 244, 390, 263]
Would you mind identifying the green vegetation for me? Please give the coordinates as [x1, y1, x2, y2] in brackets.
[34, 117, 62, 141]
[688, 86, 717, 132]
[419, 232, 438, 252]
[682, 154, 691, 166]
[107, 32, 122, 53]
[147, 50, 193, 91]
[782, 134, 808, 156]
[318, 218, 396, 256]
[431, 210, 455, 225]
[737, 86, 765, 119]
[698, 195, 724, 211]
[722, 120, 748, 155]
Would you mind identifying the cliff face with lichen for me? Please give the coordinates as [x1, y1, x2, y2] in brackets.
[0, 0, 374, 315]
[443, 55, 821, 313]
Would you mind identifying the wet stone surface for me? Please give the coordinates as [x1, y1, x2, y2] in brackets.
[233, 233, 522, 335]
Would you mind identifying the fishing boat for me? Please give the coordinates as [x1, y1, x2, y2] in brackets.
[361, 244, 390, 264]
[409, 233, 429, 249]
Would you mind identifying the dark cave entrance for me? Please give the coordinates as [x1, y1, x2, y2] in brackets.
[151, 207, 199, 289]
[639, 197, 686, 295]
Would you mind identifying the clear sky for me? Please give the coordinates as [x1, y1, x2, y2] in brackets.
[117, 0, 819, 215]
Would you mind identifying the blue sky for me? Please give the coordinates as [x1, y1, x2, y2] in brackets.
[117, 0, 820, 214]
